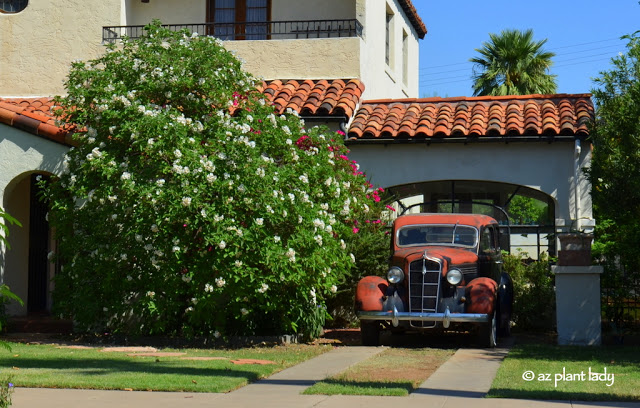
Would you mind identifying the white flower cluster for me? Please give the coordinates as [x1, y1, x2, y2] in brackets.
[285, 248, 296, 262]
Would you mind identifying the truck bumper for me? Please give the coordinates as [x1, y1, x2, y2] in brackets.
[357, 306, 489, 328]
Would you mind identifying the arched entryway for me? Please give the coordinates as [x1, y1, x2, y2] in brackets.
[386, 179, 557, 259]
[2, 171, 55, 315]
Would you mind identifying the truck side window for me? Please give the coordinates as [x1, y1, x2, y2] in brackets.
[481, 226, 499, 254]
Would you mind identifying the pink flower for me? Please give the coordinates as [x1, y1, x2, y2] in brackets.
[352, 227, 359, 234]
[336, 130, 346, 136]
[385, 205, 396, 212]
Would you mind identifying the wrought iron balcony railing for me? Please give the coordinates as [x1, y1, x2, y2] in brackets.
[103, 19, 363, 43]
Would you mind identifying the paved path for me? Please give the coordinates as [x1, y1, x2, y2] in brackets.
[12, 341, 640, 408]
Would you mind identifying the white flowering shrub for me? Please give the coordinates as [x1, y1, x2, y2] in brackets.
[46, 22, 387, 339]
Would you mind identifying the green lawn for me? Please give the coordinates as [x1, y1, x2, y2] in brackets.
[0, 342, 331, 392]
[304, 347, 455, 397]
[488, 343, 640, 401]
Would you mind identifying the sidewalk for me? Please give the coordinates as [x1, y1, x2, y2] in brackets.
[12, 341, 640, 408]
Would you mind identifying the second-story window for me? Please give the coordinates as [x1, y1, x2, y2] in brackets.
[385, 11, 393, 67]
[208, 0, 271, 41]
[402, 30, 409, 86]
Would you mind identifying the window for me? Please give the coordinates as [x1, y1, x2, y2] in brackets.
[207, 0, 271, 40]
[480, 227, 493, 254]
[402, 30, 409, 86]
[385, 11, 393, 67]
[0, 0, 28, 13]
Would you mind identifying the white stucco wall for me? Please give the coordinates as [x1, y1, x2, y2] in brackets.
[357, 0, 420, 99]
[348, 141, 593, 227]
[0, 0, 122, 97]
[0, 0, 422, 98]
[0, 126, 69, 315]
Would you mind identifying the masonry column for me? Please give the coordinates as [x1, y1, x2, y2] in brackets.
[553, 233, 602, 345]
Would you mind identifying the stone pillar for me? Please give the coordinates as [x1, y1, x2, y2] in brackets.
[553, 265, 603, 345]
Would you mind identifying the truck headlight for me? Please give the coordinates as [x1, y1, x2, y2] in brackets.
[387, 267, 404, 284]
[446, 268, 463, 286]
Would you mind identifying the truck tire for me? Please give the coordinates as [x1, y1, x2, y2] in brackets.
[361, 321, 381, 346]
[478, 311, 497, 348]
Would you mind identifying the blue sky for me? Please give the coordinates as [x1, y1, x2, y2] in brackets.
[413, 1, 640, 98]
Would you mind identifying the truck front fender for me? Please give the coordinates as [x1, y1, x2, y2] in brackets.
[466, 277, 497, 315]
[355, 276, 388, 312]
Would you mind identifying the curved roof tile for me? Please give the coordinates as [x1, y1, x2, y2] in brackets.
[0, 98, 73, 145]
[347, 94, 594, 141]
[2, 79, 366, 146]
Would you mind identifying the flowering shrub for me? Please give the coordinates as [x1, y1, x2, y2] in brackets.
[0, 378, 13, 408]
[46, 22, 386, 339]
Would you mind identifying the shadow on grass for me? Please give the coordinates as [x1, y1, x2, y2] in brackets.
[488, 388, 640, 403]
[305, 378, 414, 396]
[507, 343, 640, 367]
[0, 355, 263, 382]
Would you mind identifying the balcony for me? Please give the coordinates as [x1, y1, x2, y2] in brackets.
[102, 19, 363, 43]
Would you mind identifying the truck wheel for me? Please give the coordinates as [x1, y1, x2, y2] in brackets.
[497, 302, 511, 337]
[361, 321, 381, 346]
[478, 311, 497, 348]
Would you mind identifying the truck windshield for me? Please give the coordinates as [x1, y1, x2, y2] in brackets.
[397, 225, 478, 248]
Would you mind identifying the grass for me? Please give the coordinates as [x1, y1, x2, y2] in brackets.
[488, 342, 640, 401]
[304, 347, 455, 396]
[0, 341, 331, 392]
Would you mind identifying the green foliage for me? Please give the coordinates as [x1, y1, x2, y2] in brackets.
[506, 195, 548, 225]
[0, 209, 21, 249]
[470, 29, 557, 96]
[588, 31, 640, 330]
[45, 22, 387, 339]
[325, 222, 389, 327]
[503, 252, 555, 331]
[0, 378, 13, 408]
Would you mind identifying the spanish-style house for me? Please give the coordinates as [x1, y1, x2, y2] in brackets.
[0, 0, 594, 318]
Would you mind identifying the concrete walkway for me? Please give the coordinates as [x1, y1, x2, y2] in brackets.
[11, 341, 640, 408]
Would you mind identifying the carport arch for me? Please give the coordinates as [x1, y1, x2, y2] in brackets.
[385, 179, 557, 259]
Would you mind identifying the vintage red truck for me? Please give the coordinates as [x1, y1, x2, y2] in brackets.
[355, 213, 513, 347]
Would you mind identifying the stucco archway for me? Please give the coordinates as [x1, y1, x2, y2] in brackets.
[2, 171, 56, 315]
[385, 179, 557, 259]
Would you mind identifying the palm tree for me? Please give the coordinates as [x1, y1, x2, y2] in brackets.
[470, 29, 557, 96]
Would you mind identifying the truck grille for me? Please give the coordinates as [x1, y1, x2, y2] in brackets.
[408, 258, 441, 328]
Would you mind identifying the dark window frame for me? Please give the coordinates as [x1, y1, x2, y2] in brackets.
[207, 0, 272, 40]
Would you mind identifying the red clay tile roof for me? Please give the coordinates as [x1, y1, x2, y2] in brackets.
[0, 79, 365, 145]
[347, 94, 594, 141]
[399, 0, 427, 39]
[0, 97, 72, 145]
[259, 79, 365, 119]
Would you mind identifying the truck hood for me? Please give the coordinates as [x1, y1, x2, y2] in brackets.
[392, 246, 478, 266]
